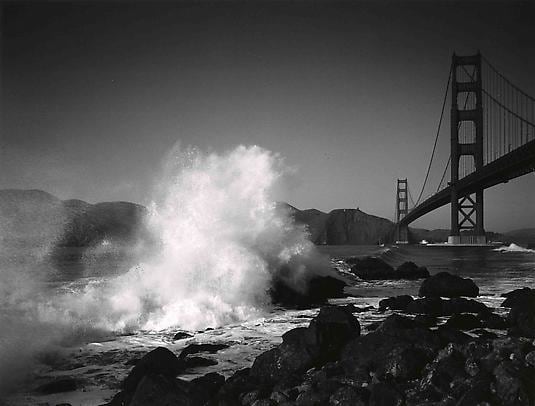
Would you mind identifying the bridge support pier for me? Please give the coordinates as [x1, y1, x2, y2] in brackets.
[395, 179, 409, 243]
[449, 53, 486, 245]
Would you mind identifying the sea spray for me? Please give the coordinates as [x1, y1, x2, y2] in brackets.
[94, 144, 331, 331]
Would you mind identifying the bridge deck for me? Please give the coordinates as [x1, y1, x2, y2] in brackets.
[400, 138, 535, 226]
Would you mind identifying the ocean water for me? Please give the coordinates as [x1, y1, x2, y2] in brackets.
[3, 243, 535, 406]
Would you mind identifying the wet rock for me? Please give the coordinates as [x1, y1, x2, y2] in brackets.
[188, 372, 225, 404]
[341, 315, 440, 380]
[414, 314, 438, 327]
[418, 271, 479, 298]
[173, 332, 194, 340]
[128, 374, 188, 406]
[36, 378, 77, 394]
[378, 295, 413, 311]
[445, 313, 482, 330]
[501, 287, 535, 308]
[349, 257, 428, 280]
[269, 275, 347, 307]
[349, 257, 394, 280]
[395, 261, 430, 279]
[406, 297, 443, 316]
[179, 343, 229, 358]
[250, 307, 360, 383]
[406, 296, 489, 316]
[508, 306, 535, 338]
[418, 343, 467, 397]
[481, 311, 508, 330]
[123, 347, 181, 395]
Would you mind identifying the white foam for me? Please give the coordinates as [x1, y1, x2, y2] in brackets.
[493, 243, 535, 253]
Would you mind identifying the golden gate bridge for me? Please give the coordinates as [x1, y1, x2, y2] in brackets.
[395, 52, 535, 245]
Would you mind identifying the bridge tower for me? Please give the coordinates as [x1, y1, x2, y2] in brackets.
[449, 53, 486, 245]
[395, 178, 409, 243]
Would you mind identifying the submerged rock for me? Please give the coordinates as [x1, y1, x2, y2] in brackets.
[418, 271, 479, 298]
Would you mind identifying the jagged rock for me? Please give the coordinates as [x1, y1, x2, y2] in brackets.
[493, 361, 535, 405]
[35, 378, 77, 394]
[250, 307, 360, 384]
[418, 271, 479, 297]
[341, 315, 440, 380]
[379, 295, 413, 311]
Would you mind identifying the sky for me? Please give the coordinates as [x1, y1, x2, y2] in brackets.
[1, 0, 534, 232]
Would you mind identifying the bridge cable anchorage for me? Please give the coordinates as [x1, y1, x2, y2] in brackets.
[414, 64, 453, 206]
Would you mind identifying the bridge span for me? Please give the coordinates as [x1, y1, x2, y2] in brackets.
[396, 53, 535, 244]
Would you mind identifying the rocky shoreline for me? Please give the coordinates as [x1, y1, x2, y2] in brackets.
[35, 259, 535, 406]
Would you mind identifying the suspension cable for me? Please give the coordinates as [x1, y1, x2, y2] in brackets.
[414, 64, 453, 206]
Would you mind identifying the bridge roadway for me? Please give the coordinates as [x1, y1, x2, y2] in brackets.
[399, 138, 535, 227]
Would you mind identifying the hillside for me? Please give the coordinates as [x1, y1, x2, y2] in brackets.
[0, 189, 147, 249]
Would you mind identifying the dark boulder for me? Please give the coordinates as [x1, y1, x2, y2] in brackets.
[349, 257, 394, 280]
[379, 295, 413, 311]
[350, 257, 428, 280]
[395, 261, 430, 279]
[128, 374, 189, 406]
[269, 275, 346, 307]
[501, 287, 535, 308]
[405, 297, 444, 316]
[418, 271, 479, 297]
[123, 347, 182, 395]
[250, 307, 360, 384]
[501, 287, 535, 337]
[406, 297, 489, 316]
[445, 313, 482, 330]
[508, 306, 535, 338]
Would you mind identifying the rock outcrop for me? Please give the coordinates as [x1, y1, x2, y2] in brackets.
[418, 271, 479, 298]
[348, 257, 429, 280]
